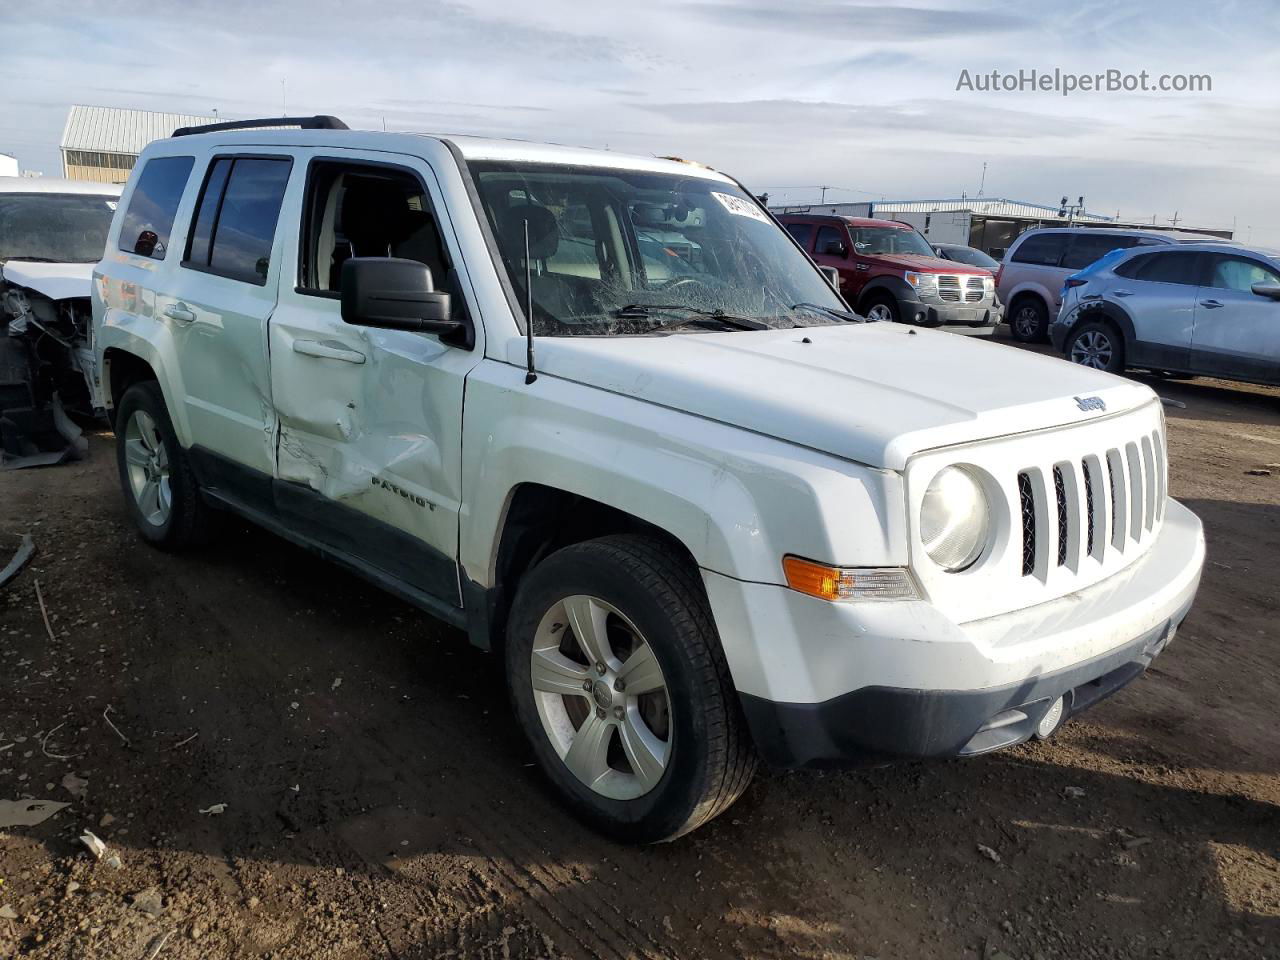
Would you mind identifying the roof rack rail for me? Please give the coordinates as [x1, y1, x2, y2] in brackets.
[171, 115, 349, 137]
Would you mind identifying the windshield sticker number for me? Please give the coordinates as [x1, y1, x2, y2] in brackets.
[711, 192, 769, 224]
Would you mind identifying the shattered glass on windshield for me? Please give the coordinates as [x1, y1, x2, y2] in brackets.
[467, 161, 853, 335]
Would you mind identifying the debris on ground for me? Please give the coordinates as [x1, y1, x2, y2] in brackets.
[78, 829, 107, 860]
[198, 803, 227, 816]
[0, 797, 69, 828]
[977, 843, 1002, 864]
[1062, 785, 1087, 799]
[60, 771, 88, 798]
[129, 887, 165, 917]
[1245, 468, 1272, 476]
[0, 905, 18, 920]
[0, 533, 34, 589]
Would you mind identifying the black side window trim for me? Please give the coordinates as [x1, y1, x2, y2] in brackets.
[294, 156, 445, 300]
[179, 152, 294, 288]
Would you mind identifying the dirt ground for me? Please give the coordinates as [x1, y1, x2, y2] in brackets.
[1, 335, 1277, 960]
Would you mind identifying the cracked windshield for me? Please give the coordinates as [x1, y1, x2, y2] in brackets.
[469, 161, 849, 335]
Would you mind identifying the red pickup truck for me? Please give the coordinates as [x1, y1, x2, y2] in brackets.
[777, 214, 1002, 334]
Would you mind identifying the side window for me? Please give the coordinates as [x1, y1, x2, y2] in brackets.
[184, 156, 292, 285]
[785, 223, 814, 250]
[1127, 251, 1204, 285]
[1205, 256, 1280, 292]
[1061, 233, 1138, 270]
[1010, 232, 1068, 266]
[298, 160, 457, 311]
[117, 155, 194, 259]
[814, 225, 846, 257]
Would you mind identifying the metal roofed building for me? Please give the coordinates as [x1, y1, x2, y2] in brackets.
[770, 197, 1231, 257]
[59, 105, 219, 183]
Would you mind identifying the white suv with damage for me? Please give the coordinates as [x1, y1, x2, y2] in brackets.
[91, 117, 1204, 842]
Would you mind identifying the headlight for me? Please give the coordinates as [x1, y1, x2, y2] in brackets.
[920, 466, 990, 571]
[904, 271, 937, 293]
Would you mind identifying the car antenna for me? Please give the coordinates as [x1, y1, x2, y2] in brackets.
[523, 215, 537, 385]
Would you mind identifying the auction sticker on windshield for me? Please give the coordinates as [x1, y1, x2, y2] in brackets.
[711, 192, 769, 223]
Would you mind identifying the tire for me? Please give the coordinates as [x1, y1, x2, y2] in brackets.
[1009, 296, 1050, 343]
[861, 292, 901, 324]
[505, 534, 757, 843]
[1065, 320, 1126, 374]
[115, 381, 211, 549]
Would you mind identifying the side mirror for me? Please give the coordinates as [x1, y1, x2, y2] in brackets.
[133, 230, 159, 257]
[820, 240, 848, 258]
[340, 258, 467, 344]
[818, 265, 841, 288]
[1251, 282, 1280, 300]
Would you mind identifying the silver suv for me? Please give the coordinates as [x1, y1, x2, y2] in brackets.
[1051, 242, 1280, 385]
[997, 227, 1225, 343]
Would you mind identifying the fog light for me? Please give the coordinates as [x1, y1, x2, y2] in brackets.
[1034, 696, 1066, 739]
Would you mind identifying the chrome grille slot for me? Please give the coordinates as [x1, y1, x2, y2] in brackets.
[1140, 435, 1157, 531]
[964, 276, 985, 302]
[1081, 458, 1095, 557]
[1107, 449, 1127, 551]
[937, 275, 962, 301]
[1126, 441, 1144, 542]
[1152, 429, 1166, 522]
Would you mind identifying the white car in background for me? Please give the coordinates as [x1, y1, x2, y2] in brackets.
[0, 177, 122, 465]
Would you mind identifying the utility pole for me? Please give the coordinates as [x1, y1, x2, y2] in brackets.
[978, 162, 987, 197]
[818, 185, 831, 204]
[1169, 210, 1182, 227]
[1058, 195, 1085, 227]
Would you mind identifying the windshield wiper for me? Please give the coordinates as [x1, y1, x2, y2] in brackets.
[3, 256, 63, 263]
[791, 302, 871, 323]
[613, 303, 770, 331]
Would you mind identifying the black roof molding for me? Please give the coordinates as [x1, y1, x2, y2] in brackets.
[172, 115, 349, 137]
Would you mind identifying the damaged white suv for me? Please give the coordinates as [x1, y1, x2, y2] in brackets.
[91, 118, 1204, 842]
[1, 177, 121, 466]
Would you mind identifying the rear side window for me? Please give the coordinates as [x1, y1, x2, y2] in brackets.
[1010, 232, 1068, 267]
[785, 223, 814, 249]
[184, 156, 292, 285]
[117, 156, 194, 259]
[1060, 233, 1142, 270]
[1117, 251, 1204, 285]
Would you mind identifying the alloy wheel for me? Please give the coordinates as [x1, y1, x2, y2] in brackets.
[123, 410, 172, 527]
[1014, 305, 1040, 339]
[1070, 330, 1114, 370]
[866, 303, 894, 322]
[529, 594, 671, 801]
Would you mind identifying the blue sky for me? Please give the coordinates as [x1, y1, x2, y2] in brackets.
[2, 0, 1278, 242]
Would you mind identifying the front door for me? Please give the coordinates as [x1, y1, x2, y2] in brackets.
[813, 224, 861, 299]
[266, 151, 483, 606]
[1192, 253, 1280, 383]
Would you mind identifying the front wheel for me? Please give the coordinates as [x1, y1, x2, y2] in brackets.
[1066, 321, 1126, 374]
[505, 535, 757, 843]
[861, 293, 901, 324]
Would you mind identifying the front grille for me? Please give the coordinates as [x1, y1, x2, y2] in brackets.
[964, 276, 985, 303]
[1018, 472, 1036, 576]
[1018, 429, 1165, 578]
[937, 275, 962, 302]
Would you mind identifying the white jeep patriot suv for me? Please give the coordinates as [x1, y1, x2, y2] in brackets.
[90, 117, 1204, 842]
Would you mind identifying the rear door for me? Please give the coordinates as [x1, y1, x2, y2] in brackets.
[1191, 254, 1280, 383]
[265, 150, 484, 607]
[162, 151, 295, 497]
[1111, 250, 1205, 370]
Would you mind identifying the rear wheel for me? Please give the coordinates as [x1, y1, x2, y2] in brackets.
[1010, 296, 1049, 343]
[115, 381, 211, 549]
[1066, 321, 1125, 374]
[505, 534, 757, 843]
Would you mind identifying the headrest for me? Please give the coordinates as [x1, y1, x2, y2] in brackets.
[498, 205, 559, 261]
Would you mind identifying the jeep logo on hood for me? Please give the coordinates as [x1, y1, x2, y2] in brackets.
[1074, 395, 1106, 413]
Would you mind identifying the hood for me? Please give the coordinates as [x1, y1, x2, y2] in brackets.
[872, 252, 988, 275]
[516, 324, 1154, 470]
[0, 261, 96, 300]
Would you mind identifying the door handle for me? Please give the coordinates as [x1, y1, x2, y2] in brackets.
[292, 339, 366, 364]
[1113, 289, 1133, 298]
[163, 303, 195, 323]
[1200, 299, 1224, 309]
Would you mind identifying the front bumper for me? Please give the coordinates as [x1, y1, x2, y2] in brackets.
[705, 500, 1204, 768]
[902, 293, 1002, 332]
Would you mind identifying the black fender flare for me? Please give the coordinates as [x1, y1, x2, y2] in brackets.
[855, 276, 915, 312]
